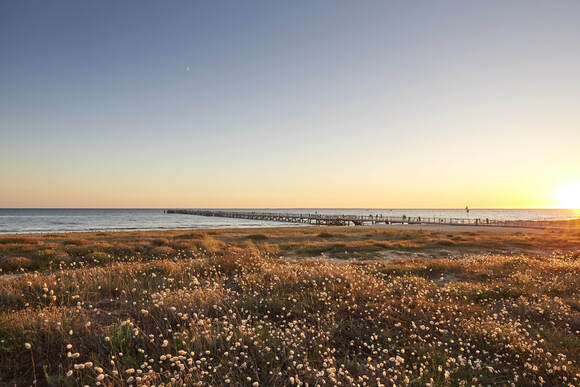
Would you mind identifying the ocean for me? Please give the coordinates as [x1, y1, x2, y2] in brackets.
[0, 208, 578, 234]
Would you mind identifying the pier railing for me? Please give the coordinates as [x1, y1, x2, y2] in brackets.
[167, 209, 553, 229]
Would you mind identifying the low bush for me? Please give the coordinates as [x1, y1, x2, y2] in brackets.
[0, 257, 35, 271]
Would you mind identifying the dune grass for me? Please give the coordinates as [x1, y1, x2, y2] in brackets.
[0, 227, 578, 385]
[1, 226, 580, 274]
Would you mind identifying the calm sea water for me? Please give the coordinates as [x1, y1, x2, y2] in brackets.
[0, 208, 578, 234]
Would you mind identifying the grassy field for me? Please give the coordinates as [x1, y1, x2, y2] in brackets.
[0, 226, 579, 386]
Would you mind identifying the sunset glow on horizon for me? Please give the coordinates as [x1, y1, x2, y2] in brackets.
[1, 1, 579, 209]
[554, 183, 580, 210]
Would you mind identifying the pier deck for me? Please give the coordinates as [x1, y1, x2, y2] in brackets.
[167, 209, 551, 228]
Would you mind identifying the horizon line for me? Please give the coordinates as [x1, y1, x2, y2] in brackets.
[0, 207, 576, 211]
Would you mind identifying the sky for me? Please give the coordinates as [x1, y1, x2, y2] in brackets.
[1, 1, 579, 209]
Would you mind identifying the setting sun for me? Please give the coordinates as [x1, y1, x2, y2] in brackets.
[555, 182, 580, 209]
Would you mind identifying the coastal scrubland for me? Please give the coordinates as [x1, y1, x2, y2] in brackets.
[0, 226, 579, 386]
[1, 224, 580, 273]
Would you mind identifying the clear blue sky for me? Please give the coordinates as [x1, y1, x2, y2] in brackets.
[1, 1, 579, 208]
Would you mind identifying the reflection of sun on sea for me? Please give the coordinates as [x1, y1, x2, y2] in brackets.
[555, 183, 580, 209]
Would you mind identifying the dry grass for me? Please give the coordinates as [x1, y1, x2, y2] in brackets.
[0, 227, 578, 385]
[1, 226, 579, 275]
[0, 256, 35, 271]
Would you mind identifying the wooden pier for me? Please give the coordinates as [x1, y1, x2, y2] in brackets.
[166, 209, 551, 228]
